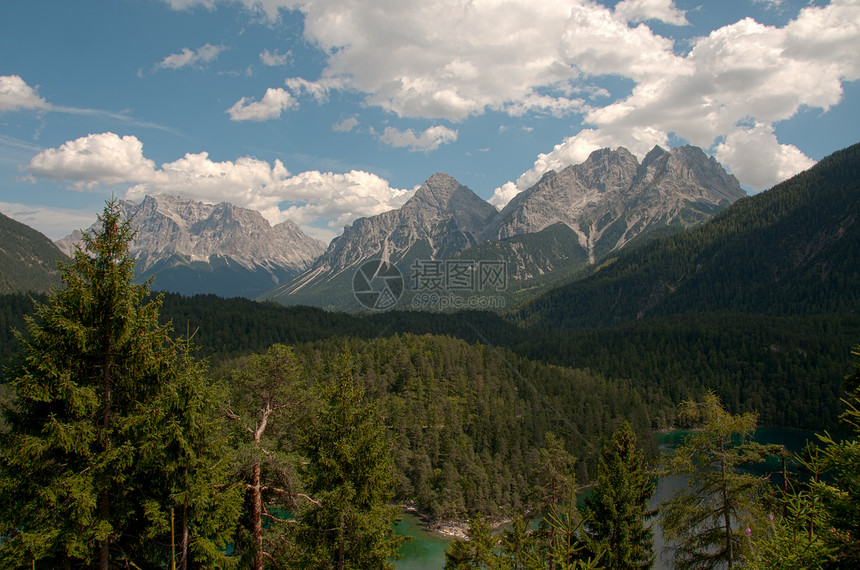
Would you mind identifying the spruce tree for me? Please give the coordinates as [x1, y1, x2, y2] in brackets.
[659, 391, 777, 569]
[0, 200, 187, 568]
[582, 422, 655, 569]
[294, 353, 405, 569]
[225, 343, 310, 570]
[136, 337, 244, 569]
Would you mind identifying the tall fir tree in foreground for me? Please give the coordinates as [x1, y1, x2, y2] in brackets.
[659, 391, 777, 569]
[294, 353, 405, 569]
[0, 200, 223, 568]
[582, 422, 655, 569]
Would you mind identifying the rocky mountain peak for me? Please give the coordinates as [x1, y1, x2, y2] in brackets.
[490, 145, 746, 260]
[56, 194, 325, 298]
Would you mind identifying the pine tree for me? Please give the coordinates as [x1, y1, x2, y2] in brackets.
[443, 515, 498, 570]
[659, 391, 778, 569]
[531, 432, 577, 570]
[582, 422, 655, 569]
[136, 336, 244, 569]
[294, 353, 405, 569]
[0, 200, 187, 568]
[225, 343, 310, 570]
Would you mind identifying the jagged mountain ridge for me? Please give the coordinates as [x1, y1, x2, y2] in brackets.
[490, 145, 745, 262]
[263, 173, 498, 307]
[262, 145, 744, 310]
[57, 195, 325, 298]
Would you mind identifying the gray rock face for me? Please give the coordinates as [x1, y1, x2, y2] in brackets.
[57, 195, 325, 297]
[489, 145, 746, 262]
[312, 172, 496, 273]
[264, 173, 498, 304]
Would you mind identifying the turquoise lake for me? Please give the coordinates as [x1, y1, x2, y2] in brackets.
[393, 427, 820, 569]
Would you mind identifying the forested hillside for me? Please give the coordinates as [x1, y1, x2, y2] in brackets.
[0, 211, 66, 294]
[261, 334, 653, 519]
[513, 142, 860, 329]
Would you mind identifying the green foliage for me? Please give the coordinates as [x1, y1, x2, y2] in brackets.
[581, 422, 655, 569]
[745, 447, 837, 570]
[294, 354, 405, 569]
[0, 200, 200, 568]
[444, 516, 499, 570]
[0, 210, 66, 295]
[659, 392, 778, 569]
[225, 343, 311, 569]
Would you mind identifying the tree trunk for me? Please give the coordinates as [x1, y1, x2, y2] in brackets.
[720, 437, 734, 569]
[180, 504, 189, 570]
[252, 461, 263, 570]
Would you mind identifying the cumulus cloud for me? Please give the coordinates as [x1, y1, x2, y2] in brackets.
[26, 132, 157, 189]
[259, 48, 289, 66]
[25, 132, 412, 242]
[0, 75, 49, 112]
[614, 0, 689, 26]
[714, 123, 815, 191]
[227, 87, 297, 121]
[378, 125, 458, 152]
[332, 116, 359, 132]
[157, 43, 225, 70]
[165, 0, 858, 198]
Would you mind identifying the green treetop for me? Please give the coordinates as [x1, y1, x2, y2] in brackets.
[659, 391, 778, 569]
[582, 422, 655, 569]
[0, 200, 227, 569]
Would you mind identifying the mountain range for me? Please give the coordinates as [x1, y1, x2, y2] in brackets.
[0, 143, 766, 307]
[263, 144, 745, 309]
[56, 195, 325, 298]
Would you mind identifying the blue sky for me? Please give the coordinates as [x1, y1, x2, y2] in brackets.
[1, 0, 858, 244]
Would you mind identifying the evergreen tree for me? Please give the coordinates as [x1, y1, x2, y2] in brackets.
[0, 200, 188, 568]
[659, 391, 778, 569]
[582, 422, 655, 569]
[443, 515, 498, 570]
[531, 432, 577, 570]
[225, 343, 310, 570]
[136, 336, 243, 569]
[294, 353, 405, 569]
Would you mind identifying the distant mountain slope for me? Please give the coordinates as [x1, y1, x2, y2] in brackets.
[0, 211, 66, 294]
[262, 173, 497, 309]
[57, 195, 325, 299]
[514, 141, 860, 329]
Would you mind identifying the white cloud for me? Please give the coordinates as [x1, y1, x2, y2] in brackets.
[260, 48, 289, 66]
[378, 125, 458, 152]
[333, 116, 358, 132]
[714, 123, 815, 192]
[227, 87, 296, 121]
[0, 75, 49, 112]
[163, 0, 857, 198]
[488, 126, 668, 208]
[614, 0, 689, 26]
[26, 132, 157, 190]
[24, 132, 412, 241]
[157, 43, 225, 70]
